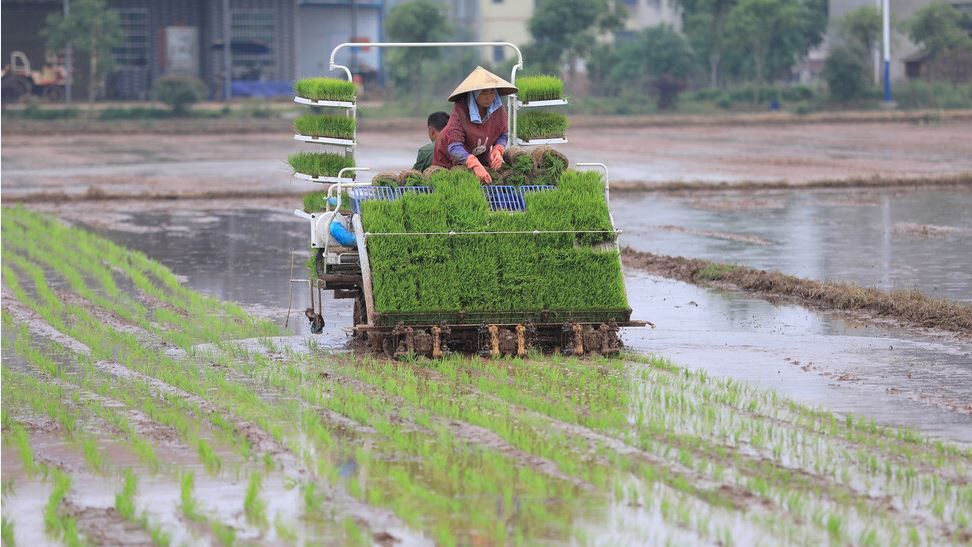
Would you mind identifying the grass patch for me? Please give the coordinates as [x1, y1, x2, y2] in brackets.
[294, 77, 357, 102]
[516, 75, 564, 103]
[293, 114, 356, 139]
[288, 152, 354, 177]
[360, 169, 625, 316]
[696, 263, 739, 281]
[516, 111, 568, 141]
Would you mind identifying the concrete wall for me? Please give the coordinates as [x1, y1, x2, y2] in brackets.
[296, 4, 383, 79]
[477, 0, 532, 64]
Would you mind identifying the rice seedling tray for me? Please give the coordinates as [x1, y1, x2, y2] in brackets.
[293, 77, 357, 103]
[294, 135, 356, 147]
[516, 98, 568, 108]
[293, 96, 356, 109]
[515, 137, 569, 146]
[293, 172, 354, 184]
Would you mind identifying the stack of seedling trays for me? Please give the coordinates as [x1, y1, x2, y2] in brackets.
[289, 77, 358, 185]
[514, 75, 568, 146]
[359, 169, 631, 328]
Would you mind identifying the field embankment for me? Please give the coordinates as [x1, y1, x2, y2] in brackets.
[622, 248, 972, 336]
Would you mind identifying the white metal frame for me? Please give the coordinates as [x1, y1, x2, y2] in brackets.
[329, 41, 527, 142]
[292, 42, 592, 329]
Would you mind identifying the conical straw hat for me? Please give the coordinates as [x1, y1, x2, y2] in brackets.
[448, 66, 518, 102]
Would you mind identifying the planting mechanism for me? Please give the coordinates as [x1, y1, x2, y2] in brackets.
[292, 42, 646, 358]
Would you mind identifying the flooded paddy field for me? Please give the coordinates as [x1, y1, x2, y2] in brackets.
[615, 186, 972, 302]
[3, 206, 971, 545]
[23, 202, 972, 439]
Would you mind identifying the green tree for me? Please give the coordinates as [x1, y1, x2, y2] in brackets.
[840, 5, 881, 53]
[384, 0, 450, 109]
[673, 0, 737, 87]
[527, 0, 626, 84]
[823, 45, 868, 102]
[41, 0, 123, 105]
[151, 75, 209, 115]
[908, 3, 972, 83]
[725, 0, 801, 99]
[600, 26, 696, 109]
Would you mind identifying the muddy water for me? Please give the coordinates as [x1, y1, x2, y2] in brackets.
[614, 186, 972, 302]
[84, 207, 972, 444]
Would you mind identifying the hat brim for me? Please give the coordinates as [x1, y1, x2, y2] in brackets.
[447, 66, 518, 102]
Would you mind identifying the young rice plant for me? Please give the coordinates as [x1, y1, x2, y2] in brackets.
[293, 77, 356, 102]
[516, 75, 564, 103]
[516, 111, 568, 141]
[293, 115, 356, 140]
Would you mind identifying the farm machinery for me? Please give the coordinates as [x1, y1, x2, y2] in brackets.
[1, 51, 68, 102]
[291, 42, 645, 358]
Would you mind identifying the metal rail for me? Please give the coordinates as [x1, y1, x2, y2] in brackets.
[328, 41, 525, 138]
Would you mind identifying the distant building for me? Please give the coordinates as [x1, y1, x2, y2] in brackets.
[0, 0, 386, 101]
[826, 0, 972, 82]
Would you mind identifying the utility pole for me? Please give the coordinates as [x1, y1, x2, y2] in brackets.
[873, 0, 881, 85]
[350, 0, 359, 77]
[882, 0, 891, 102]
[64, 0, 72, 103]
[222, 0, 232, 101]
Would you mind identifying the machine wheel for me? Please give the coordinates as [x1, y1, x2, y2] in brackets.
[1, 75, 30, 103]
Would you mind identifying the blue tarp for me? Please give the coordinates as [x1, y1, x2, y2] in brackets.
[231, 80, 293, 98]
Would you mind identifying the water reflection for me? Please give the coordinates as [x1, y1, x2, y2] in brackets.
[613, 187, 972, 302]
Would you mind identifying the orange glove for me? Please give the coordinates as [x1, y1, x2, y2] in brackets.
[489, 144, 505, 170]
[466, 154, 492, 184]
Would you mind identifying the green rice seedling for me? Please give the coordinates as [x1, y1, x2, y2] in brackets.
[115, 468, 138, 521]
[180, 472, 201, 521]
[288, 152, 354, 177]
[303, 192, 328, 212]
[8, 422, 37, 476]
[516, 111, 568, 141]
[1, 516, 14, 546]
[211, 521, 237, 546]
[293, 77, 356, 102]
[516, 75, 564, 103]
[293, 114, 356, 139]
[44, 470, 73, 538]
[244, 472, 268, 528]
[274, 513, 298, 543]
[343, 517, 369, 546]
